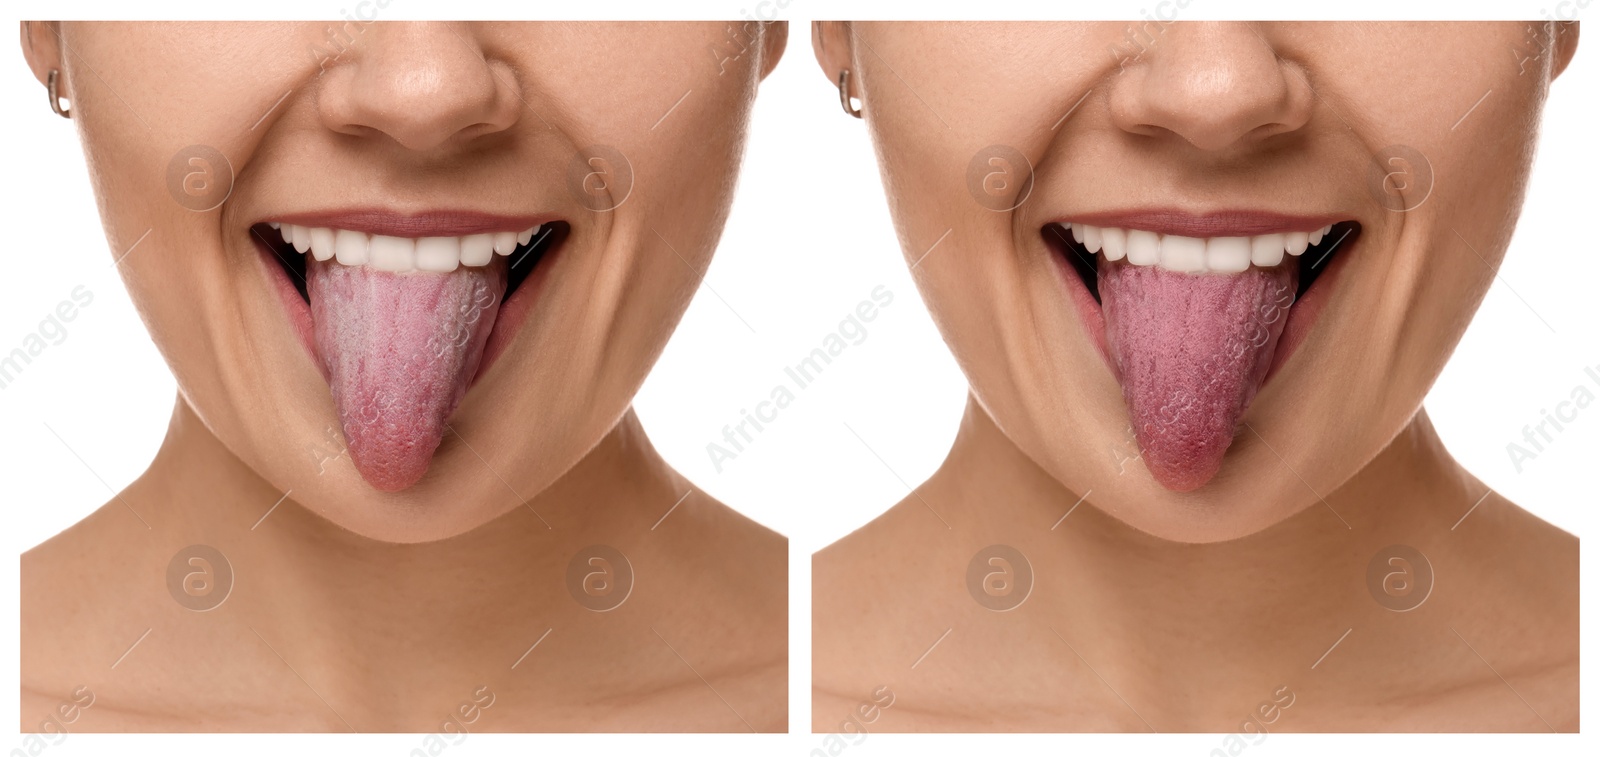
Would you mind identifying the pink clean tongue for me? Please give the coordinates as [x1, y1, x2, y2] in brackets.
[1098, 258, 1298, 491]
[307, 260, 506, 492]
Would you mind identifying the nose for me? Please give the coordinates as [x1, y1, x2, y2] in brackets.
[1108, 22, 1313, 151]
[317, 22, 521, 152]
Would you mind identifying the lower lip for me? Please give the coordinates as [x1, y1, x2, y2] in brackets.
[250, 233, 558, 386]
[1049, 235, 1357, 384]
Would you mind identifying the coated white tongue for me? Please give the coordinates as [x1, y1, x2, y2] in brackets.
[1097, 259, 1298, 491]
[307, 260, 506, 492]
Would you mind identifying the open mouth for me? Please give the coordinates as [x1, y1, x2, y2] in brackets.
[253, 220, 567, 312]
[1047, 220, 1359, 305]
[1043, 217, 1361, 492]
[250, 216, 569, 492]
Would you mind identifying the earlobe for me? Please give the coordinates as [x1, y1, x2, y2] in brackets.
[1550, 21, 1579, 80]
[811, 21, 854, 86]
[20, 21, 64, 89]
[759, 21, 789, 80]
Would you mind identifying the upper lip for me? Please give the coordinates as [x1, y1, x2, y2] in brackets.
[1046, 209, 1347, 237]
[257, 209, 556, 238]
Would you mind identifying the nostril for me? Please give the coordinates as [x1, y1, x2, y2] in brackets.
[313, 25, 522, 153]
[1106, 25, 1314, 152]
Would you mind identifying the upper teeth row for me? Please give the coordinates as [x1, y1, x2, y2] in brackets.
[1059, 223, 1337, 273]
[267, 222, 542, 273]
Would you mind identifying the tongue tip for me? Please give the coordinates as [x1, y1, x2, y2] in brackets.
[1137, 427, 1234, 492]
[345, 430, 445, 493]
[1133, 418, 1237, 491]
[1146, 458, 1222, 492]
[352, 456, 432, 492]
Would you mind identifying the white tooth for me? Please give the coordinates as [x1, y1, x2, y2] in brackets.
[1101, 227, 1127, 262]
[492, 232, 518, 255]
[1250, 233, 1285, 267]
[368, 235, 416, 272]
[1126, 230, 1160, 266]
[1207, 237, 1251, 273]
[292, 226, 312, 254]
[415, 237, 461, 272]
[309, 227, 335, 262]
[1285, 231, 1310, 256]
[268, 222, 281, 230]
[334, 229, 369, 265]
[280, 224, 297, 247]
[517, 227, 535, 246]
[460, 234, 494, 266]
[1082, 225, 1103, 254]
[1309, 225, 1328, 246]
[1070, 223, 1085, 244]
[1161, 235, 1207, 272]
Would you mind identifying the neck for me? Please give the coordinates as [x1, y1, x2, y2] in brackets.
[935, 394, 1480, 709]
[133, 397, 684, 701]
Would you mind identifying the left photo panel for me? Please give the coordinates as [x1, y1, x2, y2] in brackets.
[15, 20, 788, 733]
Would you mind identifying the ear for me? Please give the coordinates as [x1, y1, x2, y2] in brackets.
[811, 21, 855, 92]
[758, 21, 788, 80]
[20, 21, 63, 88]
[1550, 21, 1579, 80]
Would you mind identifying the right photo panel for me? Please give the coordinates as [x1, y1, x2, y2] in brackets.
[810, 20, 1579, 735]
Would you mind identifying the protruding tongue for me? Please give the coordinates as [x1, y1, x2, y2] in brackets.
[307, 260, 506, 492]
[1098, 259, 1297, 491]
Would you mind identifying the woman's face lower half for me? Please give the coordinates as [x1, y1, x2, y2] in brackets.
[49, 21, 781, 542]
[831, 21, 1575, 542]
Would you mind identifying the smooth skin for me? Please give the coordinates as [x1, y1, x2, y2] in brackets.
[21, 21, 788, 732]
[812, 21, 1578, 732]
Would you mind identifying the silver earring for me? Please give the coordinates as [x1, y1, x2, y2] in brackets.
[48, 69, 70, 118]
[838, 69, 862, 118]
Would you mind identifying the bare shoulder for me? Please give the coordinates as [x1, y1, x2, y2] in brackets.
[21, 503, 161, 731]
[1435, 490, 1577, 730]
[654, 486, 788, 730]
[812, 492, 954, 729]
[1460, 491, 1578, 631]
[670, 485, 787, 639]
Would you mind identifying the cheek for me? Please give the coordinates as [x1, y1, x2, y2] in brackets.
[1336, 29, 1545, 406]
[1400, 243, 1498, 377]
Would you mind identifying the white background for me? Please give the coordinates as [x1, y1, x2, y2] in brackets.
[2, 2, 1595, 756]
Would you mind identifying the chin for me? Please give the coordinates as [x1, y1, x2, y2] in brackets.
[286, 471, 523, 544]
[1064, 460, 1320, 544]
